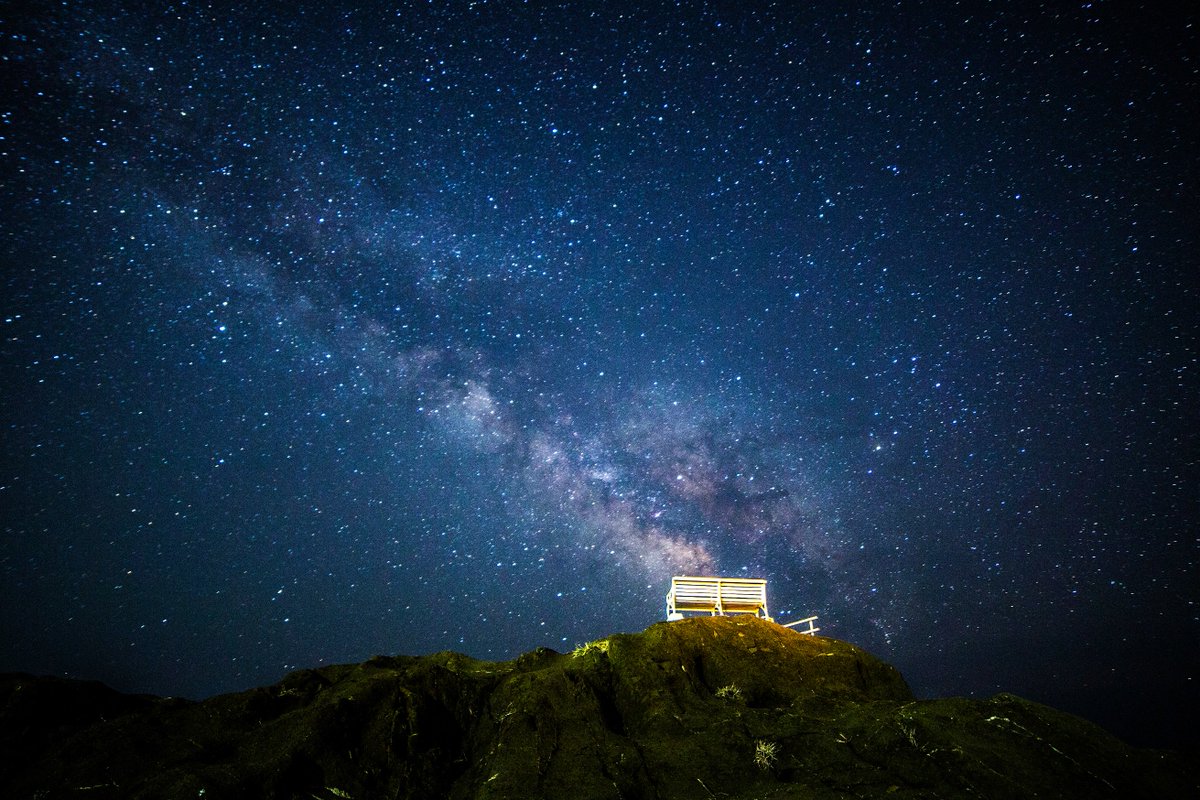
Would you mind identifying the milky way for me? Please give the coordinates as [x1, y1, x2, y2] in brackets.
[1, 2, 1196, 746]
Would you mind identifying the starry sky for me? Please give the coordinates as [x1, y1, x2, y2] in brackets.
[2, 2, 1196, 747]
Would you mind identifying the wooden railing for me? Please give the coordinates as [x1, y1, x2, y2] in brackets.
[781, 615, 820, 636]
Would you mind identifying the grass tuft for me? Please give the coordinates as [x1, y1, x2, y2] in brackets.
[715, 684, 744, 703]
[571, 639, 610, 658]
[753, 739, 778, 770]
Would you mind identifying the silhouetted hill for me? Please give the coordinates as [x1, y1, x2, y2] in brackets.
[1, 616, 1195, 798]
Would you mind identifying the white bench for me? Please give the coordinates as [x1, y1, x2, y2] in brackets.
[666, 576, 771, 621]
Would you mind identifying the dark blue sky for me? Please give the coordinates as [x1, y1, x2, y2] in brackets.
[2, 2, 1196, 747]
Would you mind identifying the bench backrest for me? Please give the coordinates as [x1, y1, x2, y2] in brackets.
[667, 576, 769, 618]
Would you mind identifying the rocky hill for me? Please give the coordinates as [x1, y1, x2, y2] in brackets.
[1, 616, 1195, 799]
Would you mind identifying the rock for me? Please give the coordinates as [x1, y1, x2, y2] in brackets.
[1, 616, 1194, 799]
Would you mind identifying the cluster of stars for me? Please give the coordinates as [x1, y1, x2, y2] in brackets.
[1, 2, 1195, 747]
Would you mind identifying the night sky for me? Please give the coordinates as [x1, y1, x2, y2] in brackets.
[2, 2, 1196, 747]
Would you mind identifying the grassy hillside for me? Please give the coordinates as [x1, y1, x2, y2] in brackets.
[2, 616, 1194, 799]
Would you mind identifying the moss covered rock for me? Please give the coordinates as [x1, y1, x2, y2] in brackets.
[1, 617, 1194, 799]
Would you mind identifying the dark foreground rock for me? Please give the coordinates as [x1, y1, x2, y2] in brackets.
[1, 616, 1195, 799]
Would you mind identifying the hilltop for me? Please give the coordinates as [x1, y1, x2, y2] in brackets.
[1, 616, 1194, 799]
